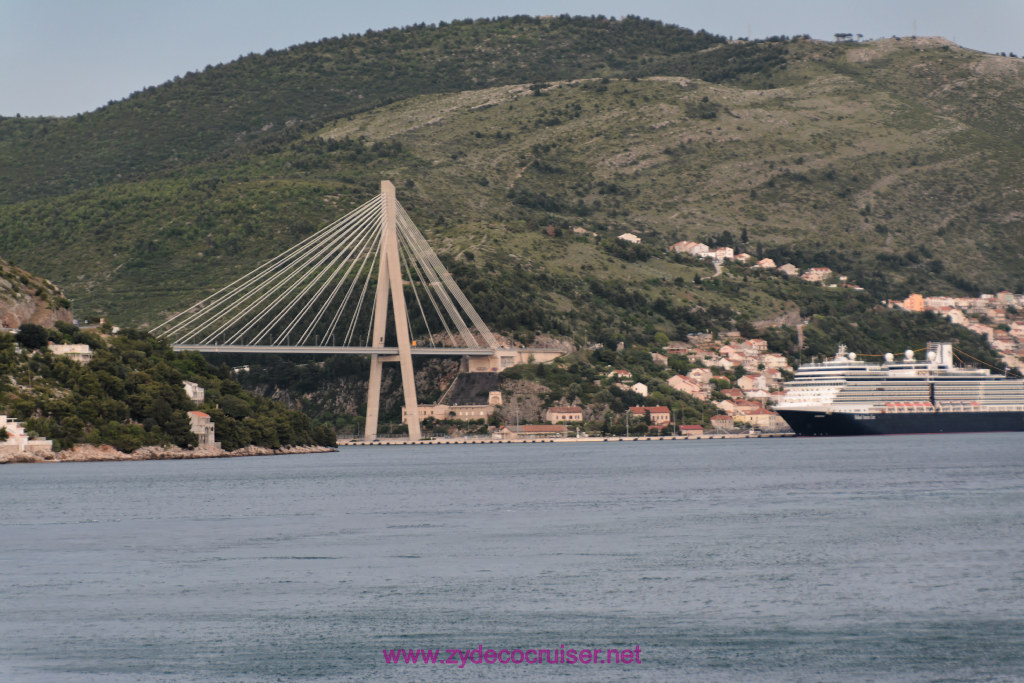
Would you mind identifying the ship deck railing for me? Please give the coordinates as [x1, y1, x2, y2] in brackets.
[878, 402, 1024, 413]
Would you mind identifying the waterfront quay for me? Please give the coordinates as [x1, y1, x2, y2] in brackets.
[339, 432, 794, 446]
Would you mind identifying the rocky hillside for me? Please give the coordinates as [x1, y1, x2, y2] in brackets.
[0, 259, 73, 329]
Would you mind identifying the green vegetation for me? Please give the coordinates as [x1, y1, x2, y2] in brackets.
[2, 21, 1020, 339]
[0, 326, 337, 452]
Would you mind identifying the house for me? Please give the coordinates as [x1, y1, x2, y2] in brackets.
[404, 403, 497, 423]
[608, 369, 633, 379]
[777, 263, 800, 277]
[710, 246, 734, 261]
[744, 389, 772, 405]
[182, 380, 205, 405]
[720, 388, 745, 401]
[745, 339, 768, 353]
[618, 232, 642, 244]
[732, 399, 767, 414]
[628, 406, 672, 425]
[646, 406, 672, 424]
[717, 344, 739, 357]
[668, 375, 708, 400]
[901, 293, 925, 312]
[687, 368, 713, 383]
[650, 352, 668, 367]
[48, 343, 93, 363]
[710, 414, 735, 432]
[737, 374, 767, 393]
[714, 399, 737, 414]
[188, 411, 219, 448]
[679, 424, 704, 436]
[709, 356, 737, 370]
[498, 424, 569, 439]
[664, 341, 690, 355]
[630, 382, 649, 397]
[741, 356, 762, 372]
[801, 267, 833, 283]
[734, 252, 752, 263]
[761, 353, 791, 370]
[736, 408, 788, 432]
[670, 240, 710, 257]
[546, 406, 584, 424]
[754, 258, 777, 269]
[670, 240, 698, 254]
[0, 414, 53, 453]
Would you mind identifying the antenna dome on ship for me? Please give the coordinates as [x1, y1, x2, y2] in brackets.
[926, 350, 936, 361]
[848, 352, 856, 361]
[884, 352, 894, 362]
[904, 349, 914, 360]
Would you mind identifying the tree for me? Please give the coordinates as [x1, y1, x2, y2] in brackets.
[16, 323, 49, 350]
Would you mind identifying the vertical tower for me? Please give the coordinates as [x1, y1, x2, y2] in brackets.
[364, 180, 422, 441]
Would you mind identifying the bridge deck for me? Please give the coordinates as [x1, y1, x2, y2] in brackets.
[171, 344, 497, 356]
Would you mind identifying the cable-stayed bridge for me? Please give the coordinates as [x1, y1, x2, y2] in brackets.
[153, 180, 519, 441]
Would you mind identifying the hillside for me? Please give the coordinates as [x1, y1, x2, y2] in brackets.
[0, 18, 1022, 346]
[0, 259, 73, 329]
[0, 323, 337, 452]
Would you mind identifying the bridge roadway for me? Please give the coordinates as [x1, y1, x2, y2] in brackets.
[171, 344, 497, 356]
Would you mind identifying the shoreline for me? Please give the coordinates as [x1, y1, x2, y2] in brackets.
[2, 432, 795, 463]
[0, 443, 335, 465]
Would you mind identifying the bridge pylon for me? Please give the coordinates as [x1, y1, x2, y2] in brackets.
[365, 180, 420, 441]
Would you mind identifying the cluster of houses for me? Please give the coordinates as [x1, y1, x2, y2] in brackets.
[537, 334, 793, 436]
[892, 291, 1024, 370]
[669, 240, 750, 264]
[665, 240, 860, 287]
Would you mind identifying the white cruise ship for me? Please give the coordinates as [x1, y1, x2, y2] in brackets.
[775, 341, 1024, 435]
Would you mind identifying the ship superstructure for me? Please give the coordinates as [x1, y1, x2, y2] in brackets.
[776, 342, 1024, 435]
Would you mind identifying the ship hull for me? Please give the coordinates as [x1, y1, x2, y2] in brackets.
[777, 409, 1024, 436]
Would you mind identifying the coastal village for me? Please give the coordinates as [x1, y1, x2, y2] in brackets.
[397, 331, 796, 439]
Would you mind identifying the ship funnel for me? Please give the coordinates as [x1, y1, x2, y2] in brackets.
[928, 341, 954, 367]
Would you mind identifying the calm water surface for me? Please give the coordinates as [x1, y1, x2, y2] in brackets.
[1, 434, 1023, 681]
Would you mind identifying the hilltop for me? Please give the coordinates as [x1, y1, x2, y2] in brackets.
[0, 17, 1022, 347]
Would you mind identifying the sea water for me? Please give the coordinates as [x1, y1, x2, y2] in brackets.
[1, 433, 1022, 681]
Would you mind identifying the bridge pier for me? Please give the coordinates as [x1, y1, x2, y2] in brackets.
[363, 180, 421, 442]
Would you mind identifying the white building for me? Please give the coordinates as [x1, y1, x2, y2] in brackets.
[0, 415, 53, 453]
[48, 343, 93, 363]
[182, 380, 205, 405]
[188, 411, 219, 449]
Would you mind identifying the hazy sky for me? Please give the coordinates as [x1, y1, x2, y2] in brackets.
[2, 0, 1022, 117]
